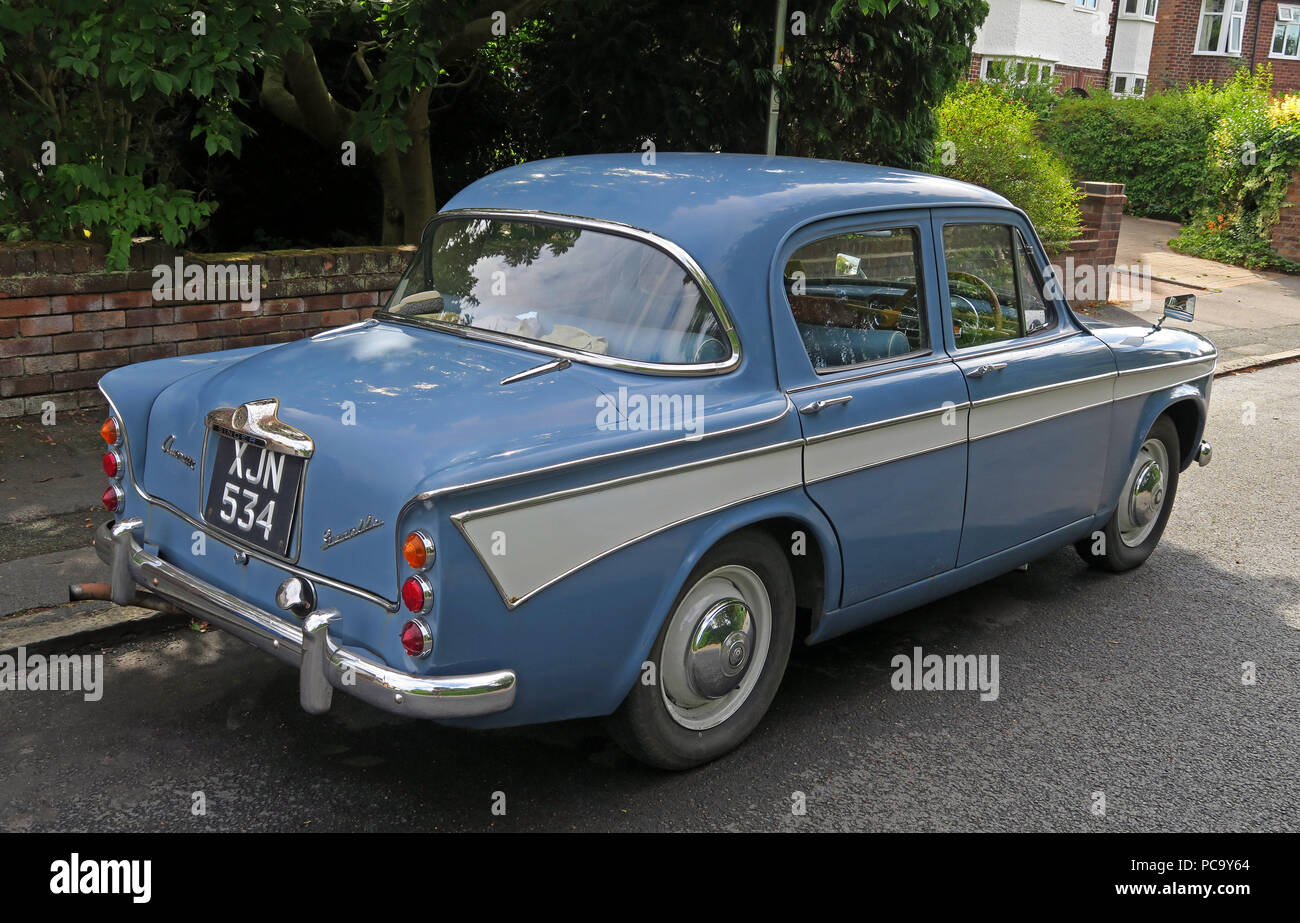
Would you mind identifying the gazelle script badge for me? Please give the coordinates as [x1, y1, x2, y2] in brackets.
[322, 514, 385, 550]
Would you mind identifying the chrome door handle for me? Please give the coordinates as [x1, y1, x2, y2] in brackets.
[967, 362, 1008, 379]
[799, 395, 853, 414]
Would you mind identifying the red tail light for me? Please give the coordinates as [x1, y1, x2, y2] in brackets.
[401, 575, 432, 613]
[102, 450, 121, 479]
[102, 484, 123, 512]
[400, 619, 432, 658]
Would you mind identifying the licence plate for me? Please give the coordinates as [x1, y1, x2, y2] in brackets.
[203, 434, 306, 556]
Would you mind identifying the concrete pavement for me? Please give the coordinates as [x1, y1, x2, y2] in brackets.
[1107, 216, 1300, 368]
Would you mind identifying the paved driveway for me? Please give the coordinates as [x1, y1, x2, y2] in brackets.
[1107, 216, 1300, 367]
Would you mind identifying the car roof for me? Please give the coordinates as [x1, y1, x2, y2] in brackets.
[440, 153, 1017, 341]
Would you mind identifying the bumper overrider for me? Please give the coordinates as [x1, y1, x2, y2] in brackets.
[92, 519, 516, 719]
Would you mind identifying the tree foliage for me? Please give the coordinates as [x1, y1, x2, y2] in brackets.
[0, 0, 301, 267]
[1, 0, 990, 262]
[508, 0, 987, 171]
[932, 82, 1082, 250]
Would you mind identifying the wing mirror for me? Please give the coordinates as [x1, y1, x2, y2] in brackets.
[1162, 294, 1195, 323]
[1149, 294, 1195, 333]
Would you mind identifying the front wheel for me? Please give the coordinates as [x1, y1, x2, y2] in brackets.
[1076, 415, 1181, 572]
[607, 530, 796, 770]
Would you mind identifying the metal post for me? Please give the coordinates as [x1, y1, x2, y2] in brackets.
[765, 0, 788, 156]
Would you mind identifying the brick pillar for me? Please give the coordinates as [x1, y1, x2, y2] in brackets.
[1049, 181, 1127, 304]
[1268, 171, 1300, 263]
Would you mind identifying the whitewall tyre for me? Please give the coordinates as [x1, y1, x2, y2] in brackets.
[607, 530, 796, 770]
[1076, 415, 1181, 573]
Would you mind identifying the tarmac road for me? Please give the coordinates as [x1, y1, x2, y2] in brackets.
[0, 364, 1296, 832]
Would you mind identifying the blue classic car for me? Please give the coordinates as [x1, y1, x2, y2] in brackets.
[82, 154, 1215, 768]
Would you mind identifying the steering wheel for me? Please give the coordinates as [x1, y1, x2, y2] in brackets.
[948, 271, 1003, 334]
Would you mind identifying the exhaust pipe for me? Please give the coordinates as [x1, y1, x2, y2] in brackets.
[68, 582, 186, 615]
[69, 582, 112, 601]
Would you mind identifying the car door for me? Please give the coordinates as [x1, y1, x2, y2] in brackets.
[931, 209, 1117, 566]
[771, 211, 970, 608]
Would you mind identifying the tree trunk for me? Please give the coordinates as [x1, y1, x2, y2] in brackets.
[375, 146, 407, 245]
[260, 47, 436, 246]
[397, 86, 438, 243]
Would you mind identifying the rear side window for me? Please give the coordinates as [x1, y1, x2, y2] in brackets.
[782, 227, 929, 372]
[384, 217, 732, 366]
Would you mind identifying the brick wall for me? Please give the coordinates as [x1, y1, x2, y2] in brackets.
[1053, 64, 1108, 93]
[1048, 181, 1128, 303]
[1268, 170, 1300, 260]
[0, 242, 412, 419]
[1149, 0, 1300, 94]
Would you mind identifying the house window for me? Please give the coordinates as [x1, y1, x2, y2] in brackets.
[1274, 23, 1300, 57]
[1274, 6, 1300, 57]
[1197, 0, 1249, 55]
[983, 57, 1056, 84]
[1075, 0, 1099, 9]
[1121, 0, 1159, 16]
[1112, 73, 1148, 96]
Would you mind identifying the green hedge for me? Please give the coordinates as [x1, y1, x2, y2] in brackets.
[1041, 94, 1219, 221]
[932, 83, 1083, 250]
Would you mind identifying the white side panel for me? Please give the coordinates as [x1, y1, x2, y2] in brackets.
[970, 374, 1116, 440]
[804, 407, 968, 483]
[455, 444, 804, 606]
[1114, 357, 1217, 400]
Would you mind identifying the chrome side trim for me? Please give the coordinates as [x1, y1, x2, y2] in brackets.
[804, 402, 970, 446]
[98, 386, 399, 612]
[803, 404, 968, 484]
[1114, 356, 1218, 400]
[400, 395, 795, 510]
[378, 208, 743, 377]
[1115, 353, 1218, 376]
[452, 440, 805, 608]
[968, 370, 1118, 408]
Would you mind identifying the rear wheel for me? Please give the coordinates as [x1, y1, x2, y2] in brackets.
[607, 530, 795, 770]
[1076, 415, 1181, 572]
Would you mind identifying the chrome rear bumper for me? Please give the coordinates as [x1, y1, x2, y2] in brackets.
[93, 520, 516, 719]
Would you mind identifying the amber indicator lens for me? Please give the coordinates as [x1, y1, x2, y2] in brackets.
[99, 417, 118, 445]
[403, 532, 427, 569]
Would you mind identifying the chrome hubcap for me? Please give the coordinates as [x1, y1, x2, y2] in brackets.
[686, 598, 754, 699]
[661, 565, 771, 731]
[1118, 438, 1169, 547]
